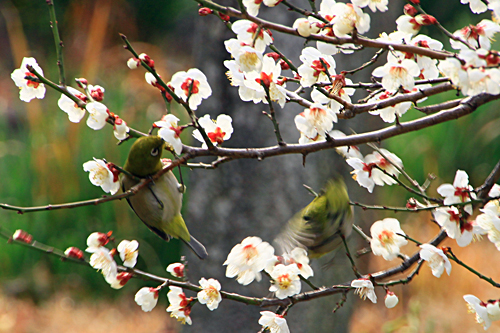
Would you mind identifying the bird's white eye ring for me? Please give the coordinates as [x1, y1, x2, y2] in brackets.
[151, 147, 159, 156]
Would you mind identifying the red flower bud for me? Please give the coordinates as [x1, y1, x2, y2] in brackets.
[13, 229, 33, 244]
[198, 7, 213, 16]
[404, 4, 418, 16]
[65, 247, 85, 260]
[218, 12, 230, 21]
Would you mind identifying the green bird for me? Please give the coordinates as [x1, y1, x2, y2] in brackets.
[121, 135, 208, 259]
[275, 176, 353, 259]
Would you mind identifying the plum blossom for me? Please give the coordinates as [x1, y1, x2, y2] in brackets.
[167, 286, 193, 325]
[293, 17, 322, 37]
[113, 117, 129, 141]
[155, 114, 183, 155]
[269, 264, 301, 299]
[297, 47, 336, 88]
[109, 272, 133, 289]
[406, 35, 443, 79]
[476, 200, 500, 250]
[310, 76, 355, 113]
[192, 114, 233, 148]
[224, 60, 258, 103]
[419, 244, 451, 278]
[368, 91, 412, 123]
[329, 130, 363, 160]
[127, 57, 140, 69]
[464, 295, 500, 330]
[370, 218, 408, 261]
[385, 291, 399, 308]
[330, 3, 370, 36]
[346, 149, 402, 193]
[197, 278, 222, 311]
[83, 158, 120, 195]
[437, 57, 469, 91]
[166, 262, 185, 278]
[170, 68, 212, 110]
[396, 14, 437, 36]
[461, 0, 488, 13]
[223, 236, 275, 285]
[88, 247, 118, 282]
[11, 57, 46, 102]
[57, 86, 88, 123]
[86, 101, 109, 130]
[437, 169, 476, 214]
[86, 231, 110, 252]
[88, 85, 105, 101]
[351, 0, 388, 12]
[117, 240, 139, 268]
[225, 39, 263, 73]
[12, 229, 32, 244]
[135, 287, 159, 312]
[294, 103, 337, 140]
[284, 247, 314, 279]
[259, 311, 290, 333]
[372, 54, 420, 92]
[450, 20, 500, 51]
[243, 56, 287, 107]
[64, 247, 84, 260]
[242, 0, 282, 17]
[434, 207, 481, 247]
[351, 278, 377, 303]
[232, 20, 273, 53]
[463, 68, 500, 96]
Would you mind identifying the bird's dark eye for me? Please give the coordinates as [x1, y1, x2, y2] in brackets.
[151, 147, 160, 156]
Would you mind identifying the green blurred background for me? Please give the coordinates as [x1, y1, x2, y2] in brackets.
[1, 0, 500, 332]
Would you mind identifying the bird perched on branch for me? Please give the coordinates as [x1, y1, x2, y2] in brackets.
[275, 176, 353, 259]
[121, 135, 208, 259]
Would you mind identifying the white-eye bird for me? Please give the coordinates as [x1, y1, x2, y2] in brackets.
[275, 176, 353, 259]
[121, 135, 208, 259]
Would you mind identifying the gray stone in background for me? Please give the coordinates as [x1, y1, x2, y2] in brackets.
[180, 1, 402, 331]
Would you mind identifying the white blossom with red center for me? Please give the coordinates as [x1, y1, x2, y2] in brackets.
[297, 47, 336, 88]
[117, 240, 139, 268]
[88, 84, 105, 101]
[57, 86, 88, 123]
[113, 116, 129, 141]
[223, 236, 275, 285]
[368, 91, 412, 123]
[370, 218, 408, 261]
[310, 76, 355, 113]
[269, 263, 301, 299]
[135, 287, 159, 312]
[225, 39, 264, 73]
[258, 311, 290, 333]
[419, 244, 451, 278]
[232, 20, 273, 53]
[476, 200, 500, 250]
[437, 169, 476, 214]
[282, 247, 314, 279]
[166, 262, 185, 278]
[330, 3, 371, 36]
[192, 114, 233, 148]
[88, 247, 118, 282]
[351, 278, 377, 303]
[450, 19, 500, 51]
[155, 114, 184, 155]
[83, 158, 120, 195]
[242, 0, 282, 17]
[86, 231, 110, 252]
[197, 278, 222, 311]
[404, 35, 443, 79]
[372, 54, 420, 93]
[351, 0, 388, 12]
[167, 286, 193, 325]
[294, 103, 337, 140]
[464, 295, 500, 330]
[346, 149, 402, 193]
[11, 57, 46, 102]
[170, 68, 212, 111]
[243, 56, 287, 107]
[85, 101, 109, 130]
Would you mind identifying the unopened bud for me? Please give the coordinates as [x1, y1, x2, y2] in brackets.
[385, 291, 399, 308]
[75, 78, 88, 89]
[198, 7, 213, 16]
[139, 53, 155, 69]
[127, 57, 140, 69]
[65, 247, 85, 260]
[13, 229, 33, 244]
[218, 12, 230, 21]
[279, 59, 290, 70]
[404, 4, 418, 16]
